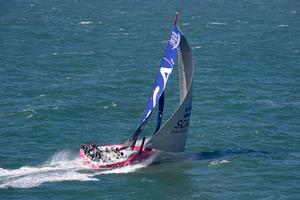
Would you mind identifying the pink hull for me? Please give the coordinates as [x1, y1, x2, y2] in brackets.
[79, 144, 157, 169]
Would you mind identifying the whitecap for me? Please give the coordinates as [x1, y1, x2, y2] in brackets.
[23, 108, 36, 119]
[79, 21, 93, 25]
[277, 24, 288, 27]
[209, 22, 228, 25]
[182, 23, 190, 26]
[210, 160, 230, 166]
[192, 46, 202, 49]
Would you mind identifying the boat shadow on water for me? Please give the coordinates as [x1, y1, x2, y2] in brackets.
[151, 148, 270, 165]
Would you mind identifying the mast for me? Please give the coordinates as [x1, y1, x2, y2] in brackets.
[173, 10, 179, 26]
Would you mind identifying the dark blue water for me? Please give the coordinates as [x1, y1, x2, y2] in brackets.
[1, 0, 299, 199]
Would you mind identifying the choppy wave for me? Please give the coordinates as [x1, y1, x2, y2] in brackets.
[208, 22, 228, 25]
[277, 24, 288, 27]
[22, 108, 36, 119]
[0, 150, 153, 189]
[209, 160, 230, 166]
[79, 21, 93, 25]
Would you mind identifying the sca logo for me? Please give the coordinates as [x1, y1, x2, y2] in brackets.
[174, 103, 192, 129]
[174, 118, 190, 129]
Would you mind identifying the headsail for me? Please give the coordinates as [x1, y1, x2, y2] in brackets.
[128, 25, 182, 146]
[146, 35, 194, 152]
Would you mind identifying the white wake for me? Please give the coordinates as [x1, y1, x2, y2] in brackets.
[0, 150, 155, 189]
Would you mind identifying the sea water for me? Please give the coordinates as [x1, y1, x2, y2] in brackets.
[0, 0, 299, 199]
